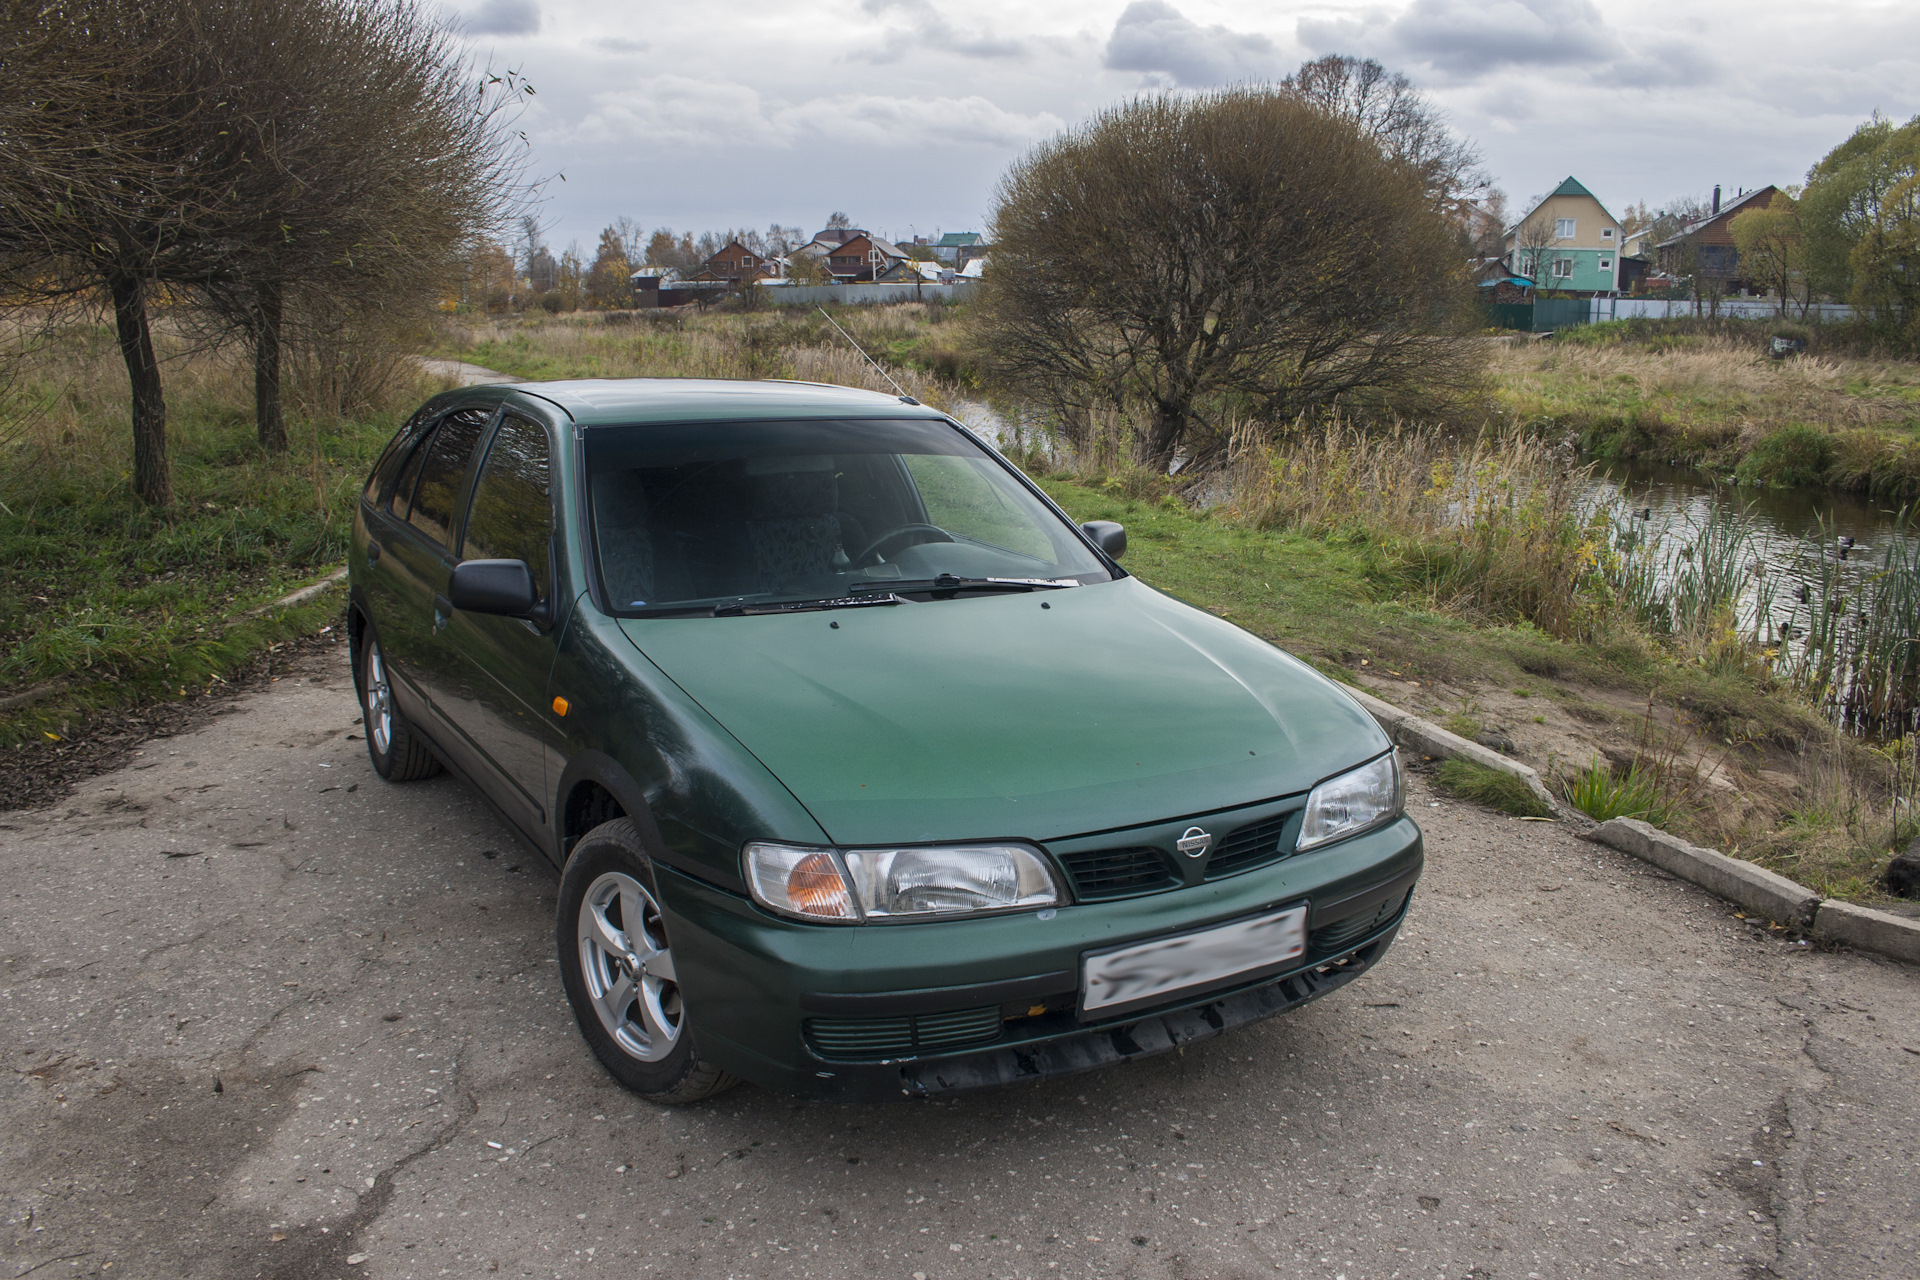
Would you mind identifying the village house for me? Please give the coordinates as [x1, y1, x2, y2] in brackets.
[1503, 177, 1623, 296]
[693, 239, 781, 283]
[930, 231, 983, 265]
[1654, 184, 1789, 295]
[823, 232, 910, 282]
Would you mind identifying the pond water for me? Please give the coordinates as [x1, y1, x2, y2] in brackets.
[1594, 459, 1900, 549]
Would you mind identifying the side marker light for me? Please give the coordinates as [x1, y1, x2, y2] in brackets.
[551, 696, 569, 717]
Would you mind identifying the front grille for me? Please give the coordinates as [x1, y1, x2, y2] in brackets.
[805, 1005, 1003, 1058]
[1309, 889, 1411, 955]
[1060, 846, 1178, 900]
[1204, 812, 1297, 879]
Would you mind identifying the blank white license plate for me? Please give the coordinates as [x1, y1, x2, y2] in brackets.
[1080, 905, 1308, 1015]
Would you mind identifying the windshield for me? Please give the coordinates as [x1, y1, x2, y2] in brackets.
[585, 417, 1112, 614]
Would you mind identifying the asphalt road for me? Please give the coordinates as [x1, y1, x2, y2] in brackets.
[3, 644, 1917, 1280]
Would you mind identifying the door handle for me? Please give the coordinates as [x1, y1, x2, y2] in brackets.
[366, 540, 382, 564]
[433, 593, 453, 630]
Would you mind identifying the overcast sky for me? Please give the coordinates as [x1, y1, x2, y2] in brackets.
[453, 0, 1920, 252]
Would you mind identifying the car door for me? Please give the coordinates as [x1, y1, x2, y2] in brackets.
[434, 412, 567, 837]
[375, 405, 495, 720]
[358, 413, 438, 719]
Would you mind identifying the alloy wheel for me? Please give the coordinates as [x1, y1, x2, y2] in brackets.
[578, 872, 683, 1062]
[363, 639, 394, 755]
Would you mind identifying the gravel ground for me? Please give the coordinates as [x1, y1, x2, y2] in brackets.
[2, 647, 1916, 1280]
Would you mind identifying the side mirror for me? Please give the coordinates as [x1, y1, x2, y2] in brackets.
[1081, 520, 1126, 561]
[450, 558, 539, 618]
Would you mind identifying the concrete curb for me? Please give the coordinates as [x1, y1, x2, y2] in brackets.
[1586, 817, 1821, 927]
[1813, 900, 1920, 964]
[246, 566, 349, 617]
[1343, 687, 1917, 968]
[1342, 684, 1559, 813]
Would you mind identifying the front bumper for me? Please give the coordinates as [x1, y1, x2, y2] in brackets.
[653, 814, 1422, 1100]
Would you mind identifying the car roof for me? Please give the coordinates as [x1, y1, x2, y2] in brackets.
[488, 378, 943, 427]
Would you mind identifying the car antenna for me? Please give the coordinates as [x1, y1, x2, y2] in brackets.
[816, 306, 918, 403]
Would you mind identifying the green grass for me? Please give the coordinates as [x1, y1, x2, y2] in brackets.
[1431, 759, 1551, 818]
[0, 322, 420, 748]
[1563, 756, 1678, 825]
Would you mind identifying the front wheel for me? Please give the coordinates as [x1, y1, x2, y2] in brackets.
[557, 819, 738, 1104]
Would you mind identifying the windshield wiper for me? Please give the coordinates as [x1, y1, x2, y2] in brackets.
[850, 574, 1081, 596]
[710, 593, 906, 617]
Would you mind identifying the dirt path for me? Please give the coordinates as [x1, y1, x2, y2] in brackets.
[2, 648, 1916, 1279]
[416, 356, 513, 386]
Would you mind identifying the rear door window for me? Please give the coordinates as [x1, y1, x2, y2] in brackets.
[406, 408, 493, 548]
[462, 416, 554, 600]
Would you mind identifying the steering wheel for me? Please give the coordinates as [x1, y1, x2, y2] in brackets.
[852, 523, 954, 569]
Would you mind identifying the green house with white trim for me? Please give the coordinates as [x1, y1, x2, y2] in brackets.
[1503, 177, 1623, 296]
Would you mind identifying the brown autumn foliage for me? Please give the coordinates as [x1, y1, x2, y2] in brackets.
[0, 0, 531, 503]
[977, 86, 1483, 469]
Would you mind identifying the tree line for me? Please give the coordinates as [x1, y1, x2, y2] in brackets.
[460, 215, 890, 313]
[0, 0, 533, 506]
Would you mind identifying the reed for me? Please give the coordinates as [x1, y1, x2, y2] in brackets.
[1220, 415, 1608, 637]
[1771, 510, 1920, 735]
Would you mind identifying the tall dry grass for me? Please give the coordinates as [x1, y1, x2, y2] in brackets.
[1218, 416, 1607, 636]
[1494, 335, 1920, 436]
[441, 306, 965, 411]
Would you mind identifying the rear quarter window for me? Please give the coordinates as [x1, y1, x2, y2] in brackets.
[362, 411, 431, 509]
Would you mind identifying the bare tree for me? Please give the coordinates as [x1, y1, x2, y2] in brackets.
[1513, 216, 1559, 292]
[0, 0, 532, 493]
[1282, 55, 1488, 213]
[979, 87, 1479, 468]
[0, 0, 264, 505]
[191, 0, 534, 449]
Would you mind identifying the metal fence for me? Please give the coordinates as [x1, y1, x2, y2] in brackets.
[1594, 297, 1855, 322]
[759, 281, 978, 307]
[1487, 296, 1859, 333]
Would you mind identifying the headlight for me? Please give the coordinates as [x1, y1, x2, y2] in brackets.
[1297, 752, 1403, 852]
[743, 841, 1061, 922]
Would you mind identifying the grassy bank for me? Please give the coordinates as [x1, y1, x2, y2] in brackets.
[1497, 319, 1920, 498]
[0, 317, 434, 748]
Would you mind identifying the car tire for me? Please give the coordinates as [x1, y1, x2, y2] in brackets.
[353, 623, 442, 782]
[557, 818, 738, 1105]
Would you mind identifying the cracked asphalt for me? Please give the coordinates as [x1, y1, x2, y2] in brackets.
[3, 644, 1917, 1280]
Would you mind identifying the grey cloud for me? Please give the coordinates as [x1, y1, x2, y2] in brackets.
[1301, 0, 1713, 89]
[593, 36, 649, 54]
[853, 0, 1027, 63]
[1390, 0, 1616, 73]
[464, 0, 540, 37]
[1102, 0, 1284, 87]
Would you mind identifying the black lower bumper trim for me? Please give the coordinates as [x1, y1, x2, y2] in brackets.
[804, 918, 1401, 1101]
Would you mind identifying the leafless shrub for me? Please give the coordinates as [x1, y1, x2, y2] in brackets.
[978, 86, 1484, 471]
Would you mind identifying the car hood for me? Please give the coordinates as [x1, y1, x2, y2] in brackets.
[618, 577, 1388, 847]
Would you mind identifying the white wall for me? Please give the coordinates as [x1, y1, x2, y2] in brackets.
[761, 281, 979, 307]
[1593, 298, 1855, 322]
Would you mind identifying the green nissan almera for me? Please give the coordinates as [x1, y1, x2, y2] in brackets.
[347, 377, 1421, 1104]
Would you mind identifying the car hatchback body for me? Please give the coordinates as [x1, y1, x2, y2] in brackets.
[347, 378, 1422, 1102]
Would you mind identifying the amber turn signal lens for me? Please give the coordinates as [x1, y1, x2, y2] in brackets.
[787, 852, 854, 918]
[551, 696, 569, 717]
